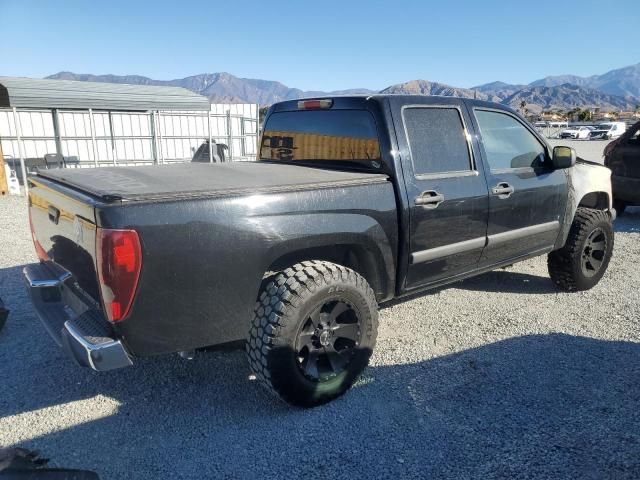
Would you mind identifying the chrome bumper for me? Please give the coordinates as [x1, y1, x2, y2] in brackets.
[23, 262, 133, 371]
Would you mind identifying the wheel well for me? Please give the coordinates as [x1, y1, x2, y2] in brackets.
[265, 245, 387, 300]
[578, 191, 609, 210]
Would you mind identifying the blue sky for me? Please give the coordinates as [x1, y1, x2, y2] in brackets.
[1, 0, 638, 91]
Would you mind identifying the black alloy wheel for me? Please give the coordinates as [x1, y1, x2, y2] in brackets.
[247, 260, 378, 407]
[581, 227, 607, 278]
[295, 299, 361, 381]
[547, 207, 614, 291]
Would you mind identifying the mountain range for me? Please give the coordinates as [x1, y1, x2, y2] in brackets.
[46, 71, 374, 105]
[46, 62, 640, 112]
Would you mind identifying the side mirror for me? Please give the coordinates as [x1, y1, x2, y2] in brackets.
[552, 146, 576, 169]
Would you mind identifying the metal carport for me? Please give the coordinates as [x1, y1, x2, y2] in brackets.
[0, 76, 212, 194]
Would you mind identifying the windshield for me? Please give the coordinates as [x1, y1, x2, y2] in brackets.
[596, 124, 613, 130]
[260, 109, 382, 168]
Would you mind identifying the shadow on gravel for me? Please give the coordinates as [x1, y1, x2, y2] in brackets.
[0, 265, 27, 338]
[452, 270, 558, 294]
[2, 266, 640, 478]
[615, 207, 640, 233]
[382, 269, 557, 310]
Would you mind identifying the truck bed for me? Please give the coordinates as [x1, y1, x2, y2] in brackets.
[37, 162, 389, 202]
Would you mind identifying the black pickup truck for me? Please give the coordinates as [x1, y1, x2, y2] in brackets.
[24, 95, 615, 407]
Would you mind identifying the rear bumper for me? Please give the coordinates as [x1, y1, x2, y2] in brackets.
[23, 262, 133, 371]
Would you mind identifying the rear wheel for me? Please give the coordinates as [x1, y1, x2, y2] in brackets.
[246, 260, 378, 407]
[547, 208, 614, 291]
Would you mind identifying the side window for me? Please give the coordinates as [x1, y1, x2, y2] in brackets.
[403, 107, 472, 175]
[474, 110, 546, 170]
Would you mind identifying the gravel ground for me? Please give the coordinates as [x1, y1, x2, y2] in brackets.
[547, 138, 610, 164]
[1, 188, 639, 479]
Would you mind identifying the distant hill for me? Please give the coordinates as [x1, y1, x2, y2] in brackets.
[499, 83, 639, 112]
[471, 81, 528, 98]
[46, 71, 375, 104]
[383, 80, 637, 113]
[529, 63, 640, 98]
[47, 62, 640, 112]
[380, 79, 499, 103]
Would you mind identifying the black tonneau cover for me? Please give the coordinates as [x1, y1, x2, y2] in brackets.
[37, 162, 388, 202]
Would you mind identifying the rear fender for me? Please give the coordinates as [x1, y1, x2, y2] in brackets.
[258, 212, 396, 302]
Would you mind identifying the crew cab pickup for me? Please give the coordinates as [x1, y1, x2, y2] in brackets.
[24, 95, 615, 407]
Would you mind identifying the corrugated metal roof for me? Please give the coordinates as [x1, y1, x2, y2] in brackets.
[0, 76, 210, 111]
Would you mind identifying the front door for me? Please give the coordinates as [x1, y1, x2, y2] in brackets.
[391, 98, 490, 290]
[468, 107, 568, 265]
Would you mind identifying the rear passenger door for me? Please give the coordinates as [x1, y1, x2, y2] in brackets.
[391, 98, 490, 290]
[469, 107, 568, 265]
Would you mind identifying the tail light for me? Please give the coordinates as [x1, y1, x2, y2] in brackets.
[28, 207, 49, 262]
[96, 228, 142, 323]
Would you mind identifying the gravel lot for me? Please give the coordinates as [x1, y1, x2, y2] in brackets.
[1, 168, 639, 478]
[547, 138, 610, 164]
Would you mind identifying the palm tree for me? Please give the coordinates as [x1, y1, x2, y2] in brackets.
[567, 107, 581, 121]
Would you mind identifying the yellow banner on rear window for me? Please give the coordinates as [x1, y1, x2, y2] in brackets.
[261, 130, 381, 162]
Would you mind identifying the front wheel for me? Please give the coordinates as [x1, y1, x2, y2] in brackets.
[547, 208, 614, 291]
[246, 260, 378, 407]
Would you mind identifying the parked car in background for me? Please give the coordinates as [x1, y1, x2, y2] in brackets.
[604, 120, 640, 214]
[560, 126, 593, 139]
[590, 122, 627, 140]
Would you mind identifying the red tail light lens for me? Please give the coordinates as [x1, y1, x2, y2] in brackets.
[96, 228, 142, 323]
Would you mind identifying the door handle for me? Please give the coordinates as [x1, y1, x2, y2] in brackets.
[415, 191, 444, 208]
[491, 183, 514, 199]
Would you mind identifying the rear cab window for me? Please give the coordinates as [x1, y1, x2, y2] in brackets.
[402, 106, 474, 176]
[259, 108, 382, 170]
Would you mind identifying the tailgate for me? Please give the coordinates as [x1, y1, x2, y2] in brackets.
[28, 177, 101, 303]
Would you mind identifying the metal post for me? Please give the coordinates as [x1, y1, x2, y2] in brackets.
[207, 108, 213, 163]
[240, 114, 245, 158]
[88, 108, 99, 167]
[150, 111, 159, 165]
[52, 109, 63, 156]
[255, 104, 260, 161]
[157, 111, 164, 165]
[12, 107, 28, 196]
[226, 110, 233, 162]
[108, 112, 117, 166]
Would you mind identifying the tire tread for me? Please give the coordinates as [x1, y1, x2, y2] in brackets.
[547, 207, 613, 291]
[246, 260, 377, 405]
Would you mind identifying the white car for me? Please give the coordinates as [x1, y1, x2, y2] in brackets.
[559, 126, 593, 139]
[590, 122, 627, 140]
